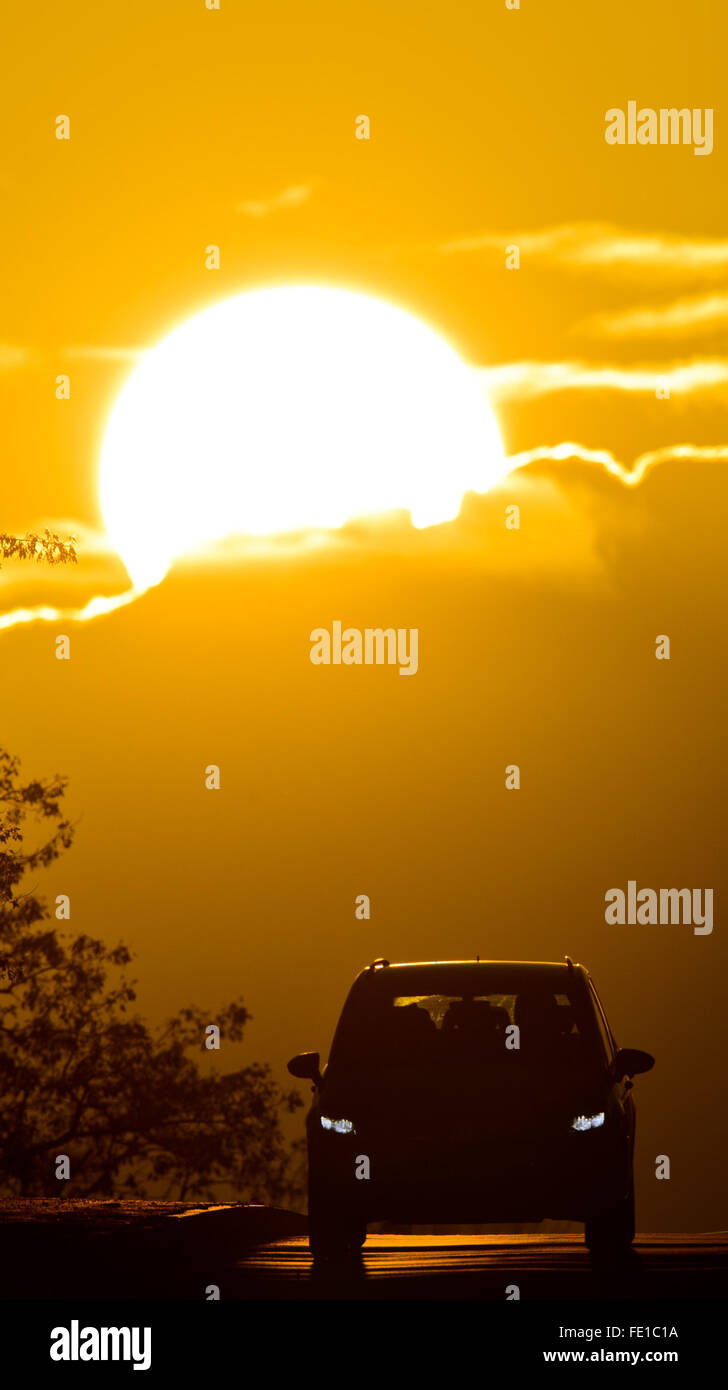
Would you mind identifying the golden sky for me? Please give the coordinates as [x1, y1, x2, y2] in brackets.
[2, 0, 727, 1229]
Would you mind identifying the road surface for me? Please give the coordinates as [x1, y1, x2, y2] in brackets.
[223, 1232, 728, 1300]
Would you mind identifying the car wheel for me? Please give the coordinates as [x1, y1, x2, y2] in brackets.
[585, 1176, 635, 1256]
[308, 1181, 366, 1259]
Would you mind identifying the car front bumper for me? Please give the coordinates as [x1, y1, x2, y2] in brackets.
[308, 1124, 631, 1223]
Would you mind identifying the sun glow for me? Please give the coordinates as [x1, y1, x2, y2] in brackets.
[99, 286, 506, 588]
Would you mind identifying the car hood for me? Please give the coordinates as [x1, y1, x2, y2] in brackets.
[318, 1062, 609, 1139]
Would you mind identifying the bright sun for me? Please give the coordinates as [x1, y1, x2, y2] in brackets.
[99, 286, 506, 589]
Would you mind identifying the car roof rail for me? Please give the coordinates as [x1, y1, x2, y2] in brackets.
[367, 957, 390, 971]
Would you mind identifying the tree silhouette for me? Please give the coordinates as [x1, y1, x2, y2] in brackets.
[1, 535, 303, 1201]
[0, 530, 77, 568]
[0, 750, 302, 1201]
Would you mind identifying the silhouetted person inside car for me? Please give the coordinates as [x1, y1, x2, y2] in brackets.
[514, 991, 581, 1060]
[442, 998, 509, 1060]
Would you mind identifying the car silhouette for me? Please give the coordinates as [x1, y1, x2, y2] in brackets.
[288, 957, 654, 1259]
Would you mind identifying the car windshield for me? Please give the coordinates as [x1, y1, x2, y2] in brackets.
[329, 981, 604, 1073]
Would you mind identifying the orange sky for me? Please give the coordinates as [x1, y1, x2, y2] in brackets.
[2, 0, 727, 1230]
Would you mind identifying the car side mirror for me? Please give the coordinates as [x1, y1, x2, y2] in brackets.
[287, 1051, 322, 1085]
[612, 1047, 655, 1080]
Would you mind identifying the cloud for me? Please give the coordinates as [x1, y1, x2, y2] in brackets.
[504, 441, 728, 488]
[479, 358, 728, 401]
[1, 520, 125, 583]
[438, 222, 728, 277]
[63, 345, 147, 362]
[236, 184, 313, 218]
[579, 292, 728, 339]
[0, 520, 141, 634]
[0, 344, 29, 369]
[0, 586, 141, 633]
[1, 344, 145, 370]
[3, 440, 728, 633]
[33, 520, 120, 558]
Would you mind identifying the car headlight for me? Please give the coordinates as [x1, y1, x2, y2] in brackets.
[320, 1116, 356, 1135]
[571, 1112, 605, 1132]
